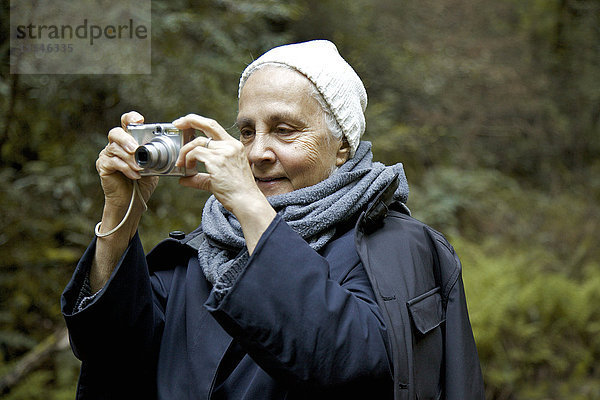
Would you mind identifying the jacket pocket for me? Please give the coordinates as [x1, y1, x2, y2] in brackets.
[407, 287, 445, 400]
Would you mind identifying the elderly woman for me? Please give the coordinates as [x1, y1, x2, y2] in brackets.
[62, 41, 483, 400]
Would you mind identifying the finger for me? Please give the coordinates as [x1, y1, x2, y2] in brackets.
[179, 173, 211, 191]
[97, 153, 142, 180]
[182, 136, 214, 150]
[121, 111, 144, 130]
[176, 137, 212, 168]
[104, 142, 143, 171]
[108, 127, 139, 154]
[172, 114, 233, 142]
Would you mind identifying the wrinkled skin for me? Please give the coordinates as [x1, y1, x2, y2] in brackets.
[235, 66, 349, 197]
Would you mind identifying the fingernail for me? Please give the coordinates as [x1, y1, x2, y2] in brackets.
[131, 112, 143, 122]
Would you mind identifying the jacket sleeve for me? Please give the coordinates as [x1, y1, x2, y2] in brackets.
[444, 271, 486, 399]
[204, 214, 393, 391]
[428, 230, 485, 400]
[61, 233, 167, 400]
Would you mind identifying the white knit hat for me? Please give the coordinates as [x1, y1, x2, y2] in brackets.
[238, 40, 367, 158]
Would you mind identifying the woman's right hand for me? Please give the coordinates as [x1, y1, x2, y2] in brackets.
[90, 111, 159, 291]
[96, 111, 158, 211]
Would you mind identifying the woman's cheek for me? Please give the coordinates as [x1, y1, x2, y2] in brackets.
[292, 134, 326, 167]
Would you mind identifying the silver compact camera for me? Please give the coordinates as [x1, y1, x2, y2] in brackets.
[128, 123, 195, 176]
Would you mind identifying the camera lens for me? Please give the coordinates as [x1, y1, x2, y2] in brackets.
[135, 147, 150, 165]
[134, 138, 174, 172]
[135, 146, 151, 167]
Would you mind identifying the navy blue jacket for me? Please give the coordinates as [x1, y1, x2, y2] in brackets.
[62, 214, 393, 399]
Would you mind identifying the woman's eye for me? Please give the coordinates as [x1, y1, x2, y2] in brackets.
[240, 129, 255, 140]
[275, 126, 294, 135]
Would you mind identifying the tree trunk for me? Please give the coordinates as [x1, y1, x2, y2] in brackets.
[0, 327, 71, 395]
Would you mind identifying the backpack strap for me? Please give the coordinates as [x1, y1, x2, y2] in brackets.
[181, 231, 205, 251]
[360, 175, 400, 234]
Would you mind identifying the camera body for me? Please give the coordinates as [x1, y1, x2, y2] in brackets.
[128, 123, 194, 176]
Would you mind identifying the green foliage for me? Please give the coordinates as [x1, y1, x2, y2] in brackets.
[1, 349, 80, 400]
[457, 237, 600, 399]
[1, 0, 599, 398]
[410, 166, 600, 276]
[409, 167, 522, 237]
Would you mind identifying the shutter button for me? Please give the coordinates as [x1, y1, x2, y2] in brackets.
[169, 230, 186, 240]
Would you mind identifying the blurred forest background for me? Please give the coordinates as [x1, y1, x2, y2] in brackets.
[1, 0, 599, 398]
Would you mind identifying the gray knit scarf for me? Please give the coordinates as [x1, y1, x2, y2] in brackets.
[198, 141, 409, 298]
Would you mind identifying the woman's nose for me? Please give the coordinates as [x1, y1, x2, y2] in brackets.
[246, 133, 276, 165]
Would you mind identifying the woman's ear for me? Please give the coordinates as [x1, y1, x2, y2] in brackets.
[335, 138, 351, 166]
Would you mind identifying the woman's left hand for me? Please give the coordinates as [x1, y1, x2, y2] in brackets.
[173, 114, 276, 254]
[173, 114, 256, 211]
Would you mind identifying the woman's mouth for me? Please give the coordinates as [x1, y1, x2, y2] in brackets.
[255, 177, 284, 183]
[254, 176, 292, 195]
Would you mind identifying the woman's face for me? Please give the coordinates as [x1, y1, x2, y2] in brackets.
[237, 66, 349, 197]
